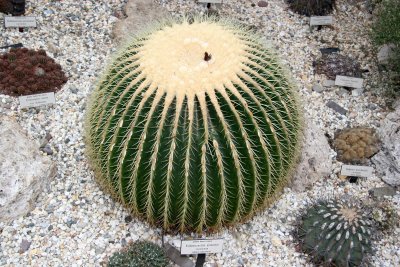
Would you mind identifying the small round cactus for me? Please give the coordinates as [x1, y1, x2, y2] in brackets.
[333, 127, 380, 164]
[297, 199, 373, 267]
[108, 241, 169, 267]
[86, 17, 302, 232]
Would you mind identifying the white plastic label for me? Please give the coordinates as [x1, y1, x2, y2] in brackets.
[310, 16, 333, 26]
[198, 0, 223, 3]
[180, 239, 224, 255]
[5, 16, 37, 28]
[341, 165, 373, 178]
[335, 76, 364, 89]
[19, 92, 55, 108]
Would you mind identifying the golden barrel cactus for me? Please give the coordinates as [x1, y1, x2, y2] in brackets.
[85, 18, 302, 232]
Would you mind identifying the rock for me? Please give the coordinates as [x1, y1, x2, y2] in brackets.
[351, 88, 364, 96]
[312, 83, 324, 93]
[19, 239, 31, 253]
[0, 116, 56, 223]
[326, 100, 348, 115]
[323, 80, 336, 87]
[369, 187, 397, 198]
[271, 236, 282, 246]
[371, 101, 400, 186]
[291, 119, 332, 192]
[258, 1, 268, 7]
[112, 0, 169, 43]
[377, 44, 396, 65]
[124, 215, 133, 223]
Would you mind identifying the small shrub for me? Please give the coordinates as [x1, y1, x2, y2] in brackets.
[372, 0, 400, 94]
[287, 0, 336, 16]
[108, 241, 169, 267]
[0, 48, 67, 96]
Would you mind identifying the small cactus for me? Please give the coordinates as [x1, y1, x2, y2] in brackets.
[108, 241, 169, 267]
[297, 199, 373, 267]
[333, 127, 380, 164]
[287, 0, 336, 16]
[315, 53, 362, 80]
[0, 48, 67, 96]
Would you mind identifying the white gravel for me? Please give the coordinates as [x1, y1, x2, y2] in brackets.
[0, 0, 399, 266]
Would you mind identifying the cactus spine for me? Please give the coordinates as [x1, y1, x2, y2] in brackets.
[86, 17, 302, 232]
[297, 199, 373, 266]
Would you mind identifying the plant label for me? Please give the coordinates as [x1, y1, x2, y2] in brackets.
[341, 165, 373, 178]
[180, 239, 224, 255]
[335, 75, 364, 89]
[4, 16, 37, 28]
[198, 0, 223, 3]
[310, 16, 333, 26]
[19, 92, 55, 108]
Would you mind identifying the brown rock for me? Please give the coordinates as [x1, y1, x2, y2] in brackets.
[258, 1, 268, 7]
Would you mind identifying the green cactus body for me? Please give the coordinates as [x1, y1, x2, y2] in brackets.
[86, 17, 302, 232]
[298, 200, 373, 267]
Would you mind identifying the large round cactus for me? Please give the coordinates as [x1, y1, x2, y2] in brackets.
[85, 17, 302, 232]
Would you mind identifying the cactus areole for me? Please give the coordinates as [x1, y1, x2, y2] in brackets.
[86, 18, 302, 232]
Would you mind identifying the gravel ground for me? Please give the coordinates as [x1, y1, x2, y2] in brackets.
[0, 0, 399, 266]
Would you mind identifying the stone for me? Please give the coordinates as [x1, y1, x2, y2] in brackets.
[164, 243, 194, 267]
[351, 88, 364, 96]
[258, 1, 268, 7]
[377, 44, 396, 65]
[291, 118, 332, 192]
[312, 83, 324, 93]
[369, 187, 397, 198]
[323, 79, 336, 87]
[112, 0, 169, 43]
[19, 239, 31, 253]
[371, 100, 400, 186]
[326, 100, 348, 115]
[0, 116, 56, 223]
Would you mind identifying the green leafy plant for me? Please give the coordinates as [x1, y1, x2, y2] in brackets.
[371, 0, 400, 94]
[85, 17, 303, 233]
[287, 0, 336, 16]
[108, 241, 169, 267]
[296, 199, 374, 267]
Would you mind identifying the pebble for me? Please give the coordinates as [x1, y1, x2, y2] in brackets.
[326, 100, 348, 115]
[258, 1, 268, 7]
[19, 240, 31, 253]
[312, 83, 324, 93]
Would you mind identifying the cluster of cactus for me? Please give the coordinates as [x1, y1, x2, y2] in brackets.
[0, 48, 67, 96]
[297, 199, 373, 267]
[108, 241, 169, 267]
[333, 127, 380, 164]
[0, 0, 25, 15]
[287, 0, 336, 16]
[315, 53, 362, 80]
[85, 17, 303, 232]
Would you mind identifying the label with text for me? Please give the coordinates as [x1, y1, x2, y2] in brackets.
[19, 92, 55, 108]
[341, 165, 373, 178]
[335, 75, 364, 89]
[180, 239, 224, 255]
[310, 16, 333, 26]
[5, 16, 37, 28]
[198, 0, 223, 3]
